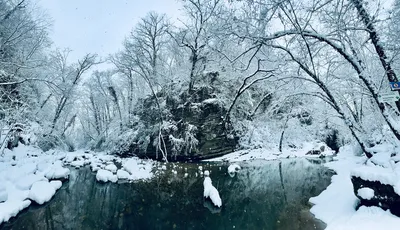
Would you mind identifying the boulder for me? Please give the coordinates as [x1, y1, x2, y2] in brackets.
[351, 176, 400, 216]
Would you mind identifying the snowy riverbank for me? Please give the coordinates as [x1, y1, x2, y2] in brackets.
[208, 141, 335, 162]
[0, 145, 155, 225]
[310, 145, 400, 230]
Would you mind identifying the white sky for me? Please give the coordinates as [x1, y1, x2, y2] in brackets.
[38, 0, 182, 63]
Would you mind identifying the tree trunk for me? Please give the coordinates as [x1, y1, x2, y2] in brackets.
[351, 0, 400, 111]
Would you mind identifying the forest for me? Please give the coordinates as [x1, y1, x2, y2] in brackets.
[1, 0, 400, 229]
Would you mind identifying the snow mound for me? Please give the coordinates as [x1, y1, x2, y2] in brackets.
[203, 177, 222, 207]
[123, 159, 153, 181]
[117, 169, 131, 180]
[204, 170, 210, 176]
[29, 181, 56, 205]
[228, 164, 241, 174]
[0, 200, 31, 224]
[44, 161, 70, 180]
[16, 174, 48, 190]
[105, 164, 117, 173]
[96, 169, 117, 183]
[50, 180, 62, 190]
[351, 165, 400, 195]
[358, 188, 374, 200]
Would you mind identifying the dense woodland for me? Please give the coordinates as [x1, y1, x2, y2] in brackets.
[1, 0, 400, 160]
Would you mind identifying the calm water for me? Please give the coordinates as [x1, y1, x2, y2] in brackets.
[1, 158, 333, 230]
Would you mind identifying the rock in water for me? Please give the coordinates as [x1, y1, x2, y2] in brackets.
[203, 177, 222, 207]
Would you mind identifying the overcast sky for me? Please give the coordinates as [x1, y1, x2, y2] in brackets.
[38, 0, 182, 63]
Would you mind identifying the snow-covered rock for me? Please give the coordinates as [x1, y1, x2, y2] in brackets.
[228, 164, 241, 174]
[70, 160, 85, 168]
[105, 164, 117, 173]
[123, 159, 153, 181]
[44, 161, 70, 180]
[117, 169, 131, 180]
[204, 170, 210, 176]
[0, 200, 31, 224]
[96, 169, 117, 183]
[15, 174, 48, 190]
[28, 181, 56, 205]
[203, 177, 222, 207]
[358, 188, 374, 200]
[50, 180, 62, 190]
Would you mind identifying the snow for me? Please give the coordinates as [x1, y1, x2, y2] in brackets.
[105, 163, 117, 173]
[45, 161, 71, 180]
[351, 165, 400, 194]
[15, 174, 48, 190]
[202, 98, 219, 104]
[0, 145, 156, 225]
[28, 181, 56, 205]
[117, 169, 131, 180]
[0, 183, 7, 202]
[358, 188, 375, 200]
[50, 180, 62, 190]
[228, 164, 241, 174]
[0, 200, 31, 224]
[207, 141, 334, 162]
[203, 177, 222, 207]
[96, 169, 118, 183]
[310, 145, 400, 230]
[122, 158, 154, 181]
[204, 170, 210, 176]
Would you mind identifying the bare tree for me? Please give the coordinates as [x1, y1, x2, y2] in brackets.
[170, 0, 222, 92]
[49, 52, 98, 134]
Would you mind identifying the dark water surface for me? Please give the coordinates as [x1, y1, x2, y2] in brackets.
[1, 158, 333, 230]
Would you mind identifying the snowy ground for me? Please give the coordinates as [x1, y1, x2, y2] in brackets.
[309, 145, 400, 230]
[0, 145, 155, 225]
[208, 141, 335, 162]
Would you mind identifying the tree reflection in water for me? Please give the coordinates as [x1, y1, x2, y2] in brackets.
[1, 158, 333, 230]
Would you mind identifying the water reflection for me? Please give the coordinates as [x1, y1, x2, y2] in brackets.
[1, 158, 333, 230]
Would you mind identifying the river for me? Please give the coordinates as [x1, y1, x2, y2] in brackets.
[0, 158, 333, 230]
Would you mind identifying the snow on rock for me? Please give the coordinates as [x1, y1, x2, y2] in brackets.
[117, 169, 131, 180]
[203, 177, 222, 207]
[28, 181, 56, 205]
[44, 161, 70, 180]
[123, 158, 154, 181]
[70, 160, 86, 168]
[50, 180, 62, 190]
[96, 169, 118, 183]
[15, 174, 48, 190]
[202, 98, 219, 104]
[105, 164, 118, 173]
[228, 164, 241, 174]
[0, 200, 31, 224]
[208, 141, 335, 162]
[350, 165, 400, 195]
[204, 170, 210, 176]
[358, 188, 374, 200]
